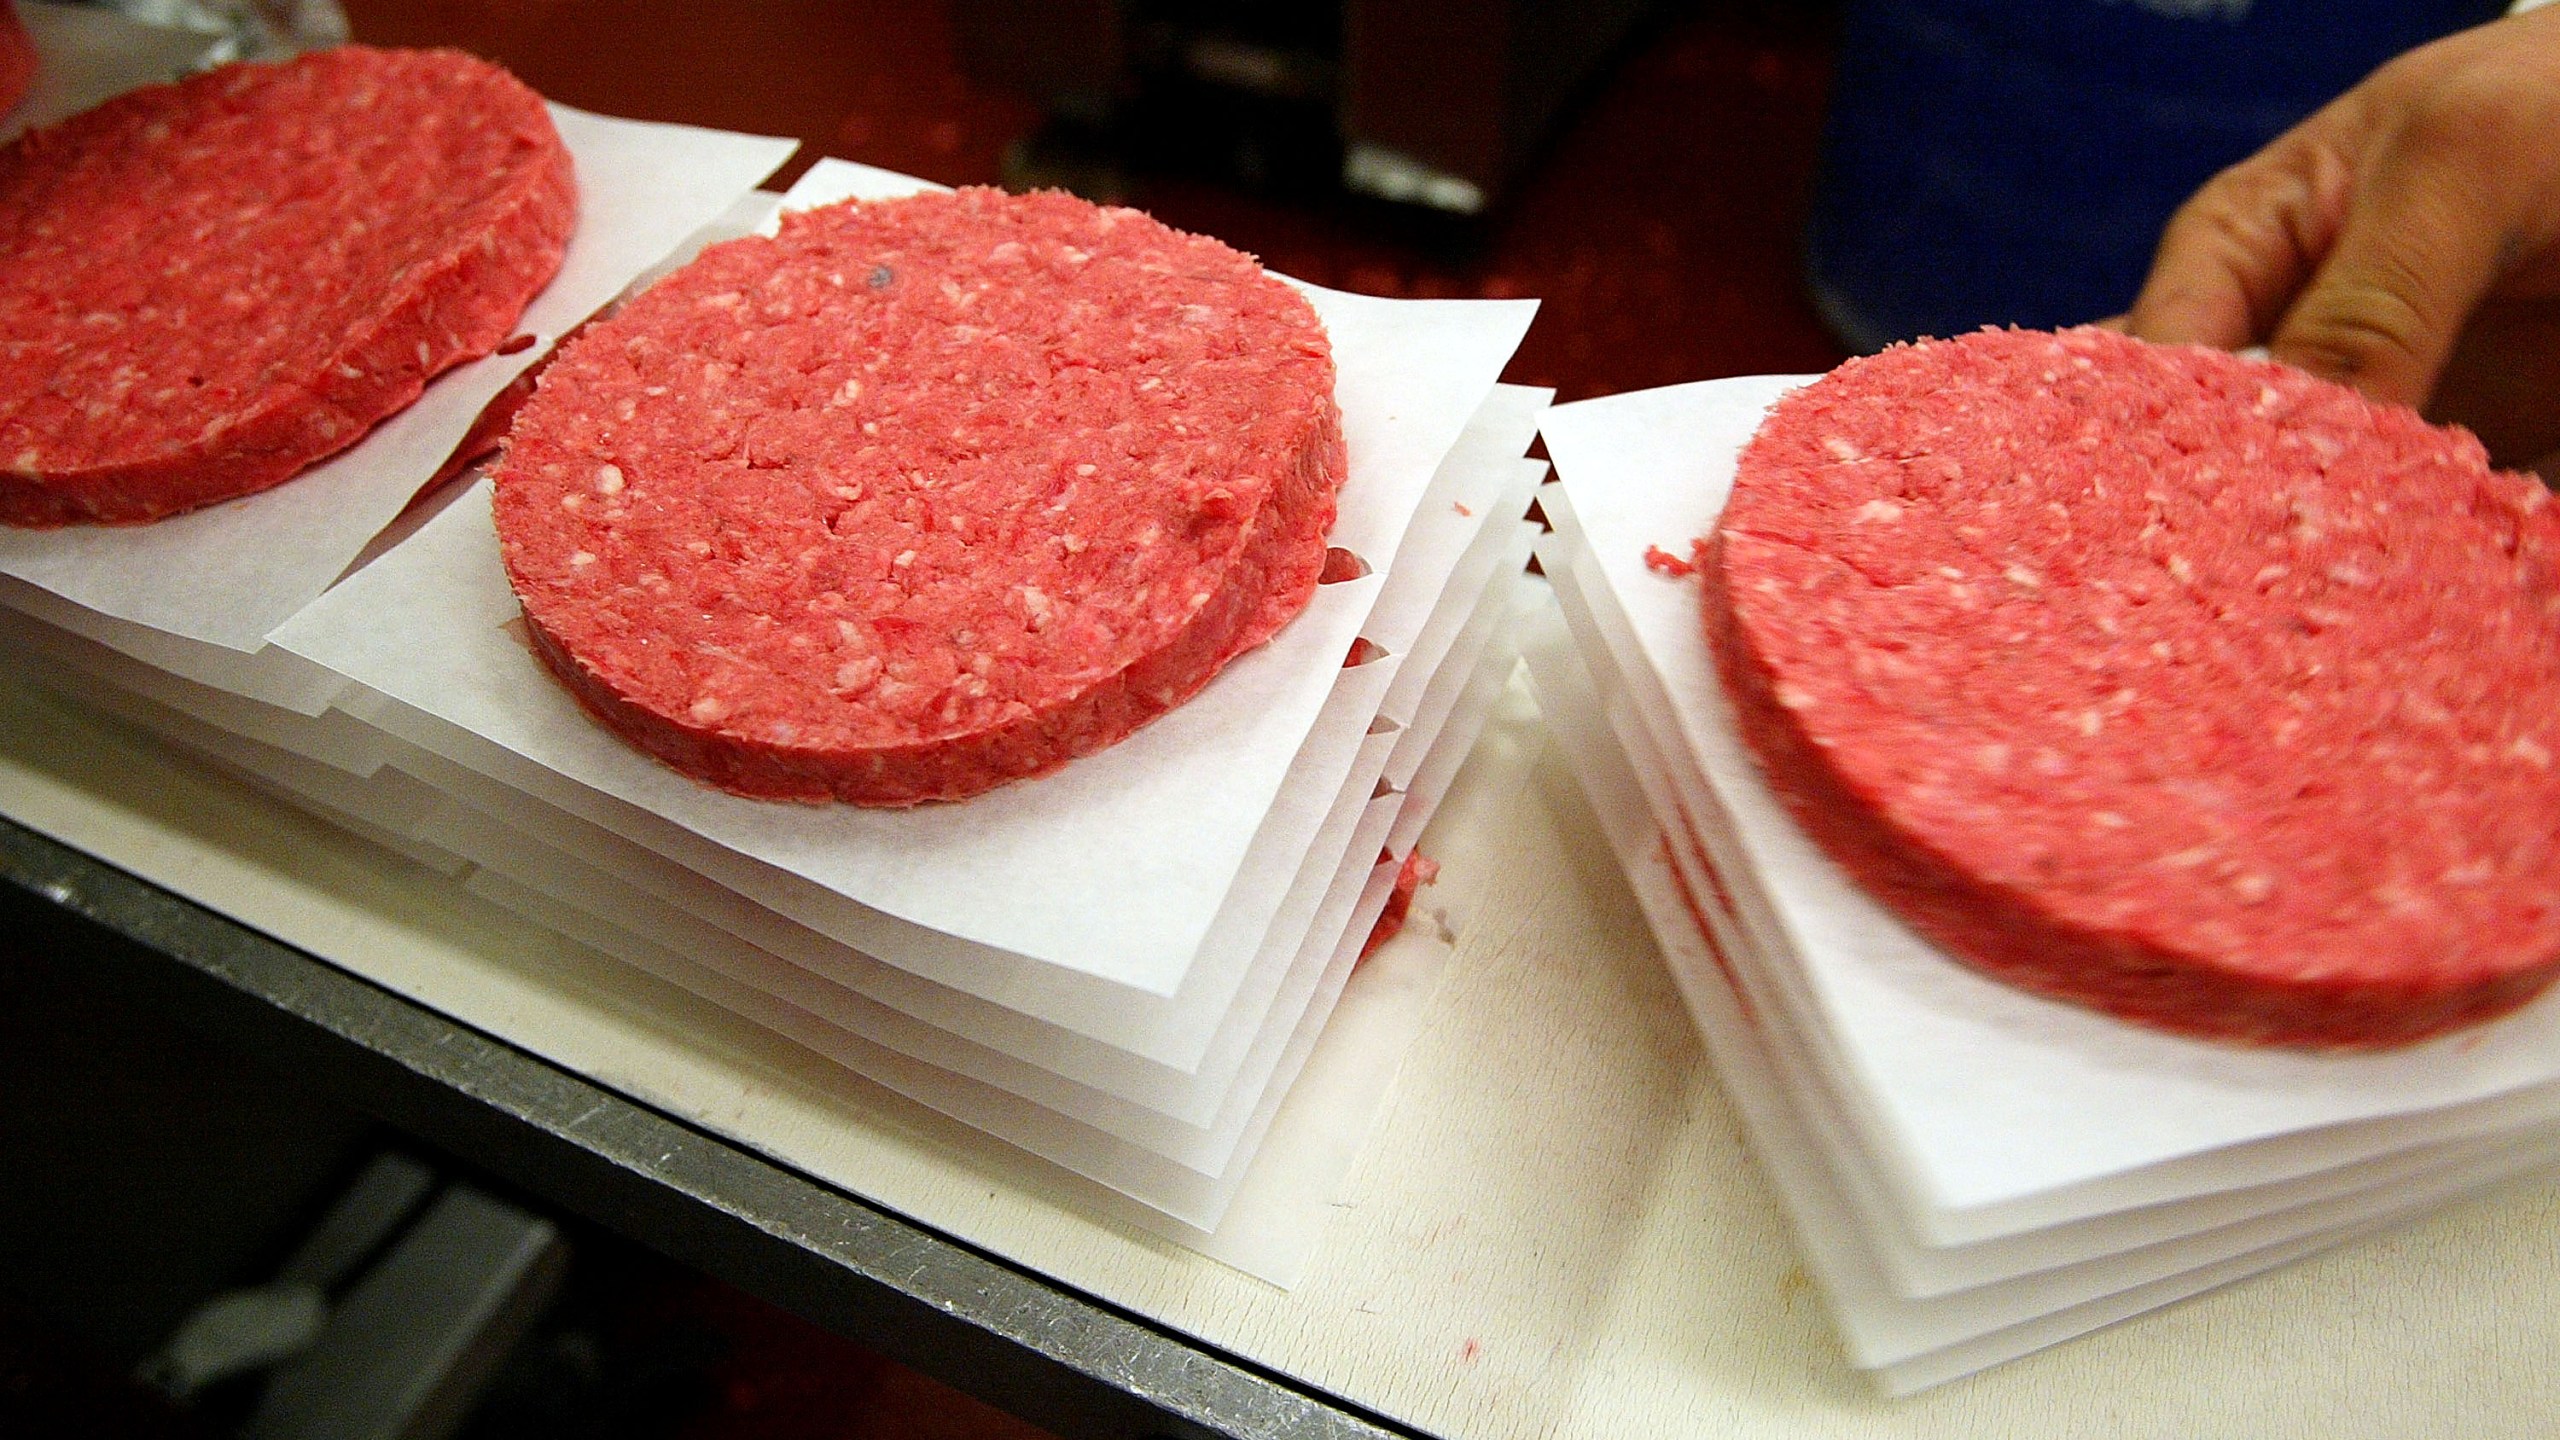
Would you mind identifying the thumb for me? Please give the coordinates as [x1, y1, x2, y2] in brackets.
[2270, 113, 2516, 408]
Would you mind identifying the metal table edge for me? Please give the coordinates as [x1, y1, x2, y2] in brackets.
[0, 811, 1429, 1440]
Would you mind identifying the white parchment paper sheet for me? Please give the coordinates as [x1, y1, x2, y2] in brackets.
[32, 606, 1476, 1266]
[8, 641, 1457, 1285]
[0, 106, 796, 650]
[459, 847, 1448, 1287]
[1542, 410, 2560, 1249]
[1536, 537, 2560, 1300]
[1537, 378, 2560, 1230]
[0, 571, 349, 712]
[274, 208, 1531, 997]
[83, 408, 1531, 1217]
[317, 384, 1528, 1080]
[49, 374, 1534, 1092]
[0, 603, 388, 772]
[389, 535, 1522, 1173]
[273, 412, 1531, 1122]
[1388, 568, 1533, 858]
[459, 786, 1399, 1227]
[81, 630, 1493, 1240]
[266, 252, 1529, 1073]
[1385, 495, 1541, 776]
[1521, 590, 2560, 1389]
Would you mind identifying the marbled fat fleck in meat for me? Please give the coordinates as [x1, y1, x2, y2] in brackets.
[0, 46, 576, 525]
[493, 187, 1345, 807]
[1706, 326, 2560, 1048]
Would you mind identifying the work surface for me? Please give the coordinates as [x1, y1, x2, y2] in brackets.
[7, 666, 2559, 1439]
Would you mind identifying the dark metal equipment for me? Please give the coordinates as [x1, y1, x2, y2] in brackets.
[955, 0, 1654, 215]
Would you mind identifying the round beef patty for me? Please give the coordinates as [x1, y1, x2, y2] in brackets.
[493, 187, 1345, 807]
[0, 45, 575, 526]
[1706, 326, 2560, 1048]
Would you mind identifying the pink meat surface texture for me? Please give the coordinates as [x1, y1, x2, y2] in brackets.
[1706, 326, 2560, 1048]
[495, 187, 1345, 806]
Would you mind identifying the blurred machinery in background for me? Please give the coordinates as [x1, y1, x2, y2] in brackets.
[953, 0, 1654, 215]
[63, 0, 346, 62]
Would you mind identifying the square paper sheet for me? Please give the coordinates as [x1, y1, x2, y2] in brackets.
[1523, 578, 2560, 1390]
[274, 159, 1535, 1008]
[281, 383, 1538, 1082]
[4, 528, 1512, 1270]
[331, 415, 1546, 1135]
[0, 437, 1523, 1276]
[326, 453, 1532, 1186]
[3, 636, 1464, 1286]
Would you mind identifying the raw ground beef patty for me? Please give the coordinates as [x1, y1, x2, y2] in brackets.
[493, 187, 1346, 807]
[1706, 327, 2560, 1048]
[0, 45, 574, 526]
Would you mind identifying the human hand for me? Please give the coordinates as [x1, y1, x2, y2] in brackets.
[2123, 4, 2560, 474]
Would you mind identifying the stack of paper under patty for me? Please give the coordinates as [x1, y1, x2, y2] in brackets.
[1525, 377, 2560, 1392]
[0, 62, 1541, 1286]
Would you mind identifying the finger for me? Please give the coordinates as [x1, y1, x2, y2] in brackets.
[2126, 133, 2353, 351]
[2270, 95, 2525, 406]
[2430, 297, 2560, 466]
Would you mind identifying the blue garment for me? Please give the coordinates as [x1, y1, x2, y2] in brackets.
[1806, 0, 2506, 349]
